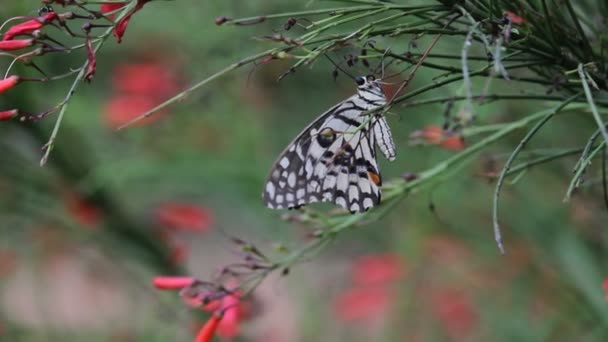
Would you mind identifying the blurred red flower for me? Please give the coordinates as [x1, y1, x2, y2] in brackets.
[505, 11, 524, 24]
[603, 279, 608, 301]
[156, 202, 213, 233]
[153, 276, 196, 290]
[334, 253, 405, 323]
[104, 95, 165, 128]
[334, 286, 393, 322]
[103, 60, 180, 128]
[410, 125, 465, 151]
[430, 288, 477, 339]
[195, 312, 223, 342]
[351, 253, 404, 287]
[64, 192, 101, 227]
[216, 293, 241, 338]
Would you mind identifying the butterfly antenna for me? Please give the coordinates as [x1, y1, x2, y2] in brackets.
[324, 54, 356, 81]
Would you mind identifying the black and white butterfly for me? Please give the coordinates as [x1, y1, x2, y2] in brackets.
[263, 75, 396, 213]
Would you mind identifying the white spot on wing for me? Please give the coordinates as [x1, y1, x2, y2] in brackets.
[297, 189, 305, 199]
[265, 182, 275, 198]
[288, 173, 296, 188]
[280, 157, 290, 168]
[348, 185, 359, 201]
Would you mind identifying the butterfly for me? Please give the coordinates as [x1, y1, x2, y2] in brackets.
[263, 75, 396, 213]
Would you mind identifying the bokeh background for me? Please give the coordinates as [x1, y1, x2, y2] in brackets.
[1, 1, 608, 341]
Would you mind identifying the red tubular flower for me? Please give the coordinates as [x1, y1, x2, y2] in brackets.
[153, 276, 196, 290]
[113, 0, 150, 43]
[217, 294, 241, 338]
[101, 3, 127, 20]
[156, 203, 213, 233]
[0, 39, 34, 51]
[3, 12, 57, 40]
[0, 76, 20, 94]
[0, 110, 18, 121]
[195, 312, 223, 342]
[603, 278, 608, 301]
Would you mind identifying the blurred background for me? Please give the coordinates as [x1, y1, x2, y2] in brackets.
[1, 1, 608, 341]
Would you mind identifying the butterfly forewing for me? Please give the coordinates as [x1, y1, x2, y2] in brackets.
[263, 76, 395, 213]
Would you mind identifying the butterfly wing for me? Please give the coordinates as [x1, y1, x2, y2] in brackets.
[263, 93, 393, 213]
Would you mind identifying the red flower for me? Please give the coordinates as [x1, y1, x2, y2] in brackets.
[195, 312, 223, 342]
[505, 11, 524, 25]
[0, 76, 20, 94]
[0, 109, 18, 121]
[3, 12, 57, 40]
[217, 294, 240, 338]
[351, 253, 404, 287]
[603, 279, 608, 301]
[0, 39, 34, 51]
[112, 62, 178, 96]
[104, 60, 180, 128]
[411, 125, 465, 151]
[64, 192, 101, 227]
[103, 95, 165, 128]
[430, 288, 477, 338]
[334, 253, 404, 323]
[156, 203, 213, 233]
[101, 3, 127, 19]
[334, 286, 393, 322]
[153, 276, 196, 290]
[112, 0, 150, 43]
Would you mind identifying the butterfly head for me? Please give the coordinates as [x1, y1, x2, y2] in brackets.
[355, 75, 386, 103]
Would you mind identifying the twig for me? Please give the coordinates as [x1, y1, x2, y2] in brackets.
[492, 93, 582, 254]
[578, 64, 608, 147]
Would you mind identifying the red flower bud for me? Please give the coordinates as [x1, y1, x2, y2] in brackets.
[153, 276, 196, 290]
[0, 39, 34, 51]
[0, 110, 18, 121]
[113, 0, 150, 43]
[0, 76, 20, 94]
[411, 125, 465, 151]
[84, 37, 96, 82]
[194, 312, 223, 342]
[3, 13, 57, 40]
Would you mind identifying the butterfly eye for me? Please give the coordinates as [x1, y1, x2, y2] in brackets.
[317, 127, 336, 147]
[355, 76, 365, 86]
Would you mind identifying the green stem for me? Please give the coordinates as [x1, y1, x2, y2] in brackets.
[492, 94, 582, 254]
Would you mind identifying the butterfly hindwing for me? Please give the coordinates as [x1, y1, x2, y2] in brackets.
[263, 76, 395, 213]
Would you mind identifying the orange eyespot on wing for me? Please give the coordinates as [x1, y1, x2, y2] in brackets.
[368, 171, 381, 186]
